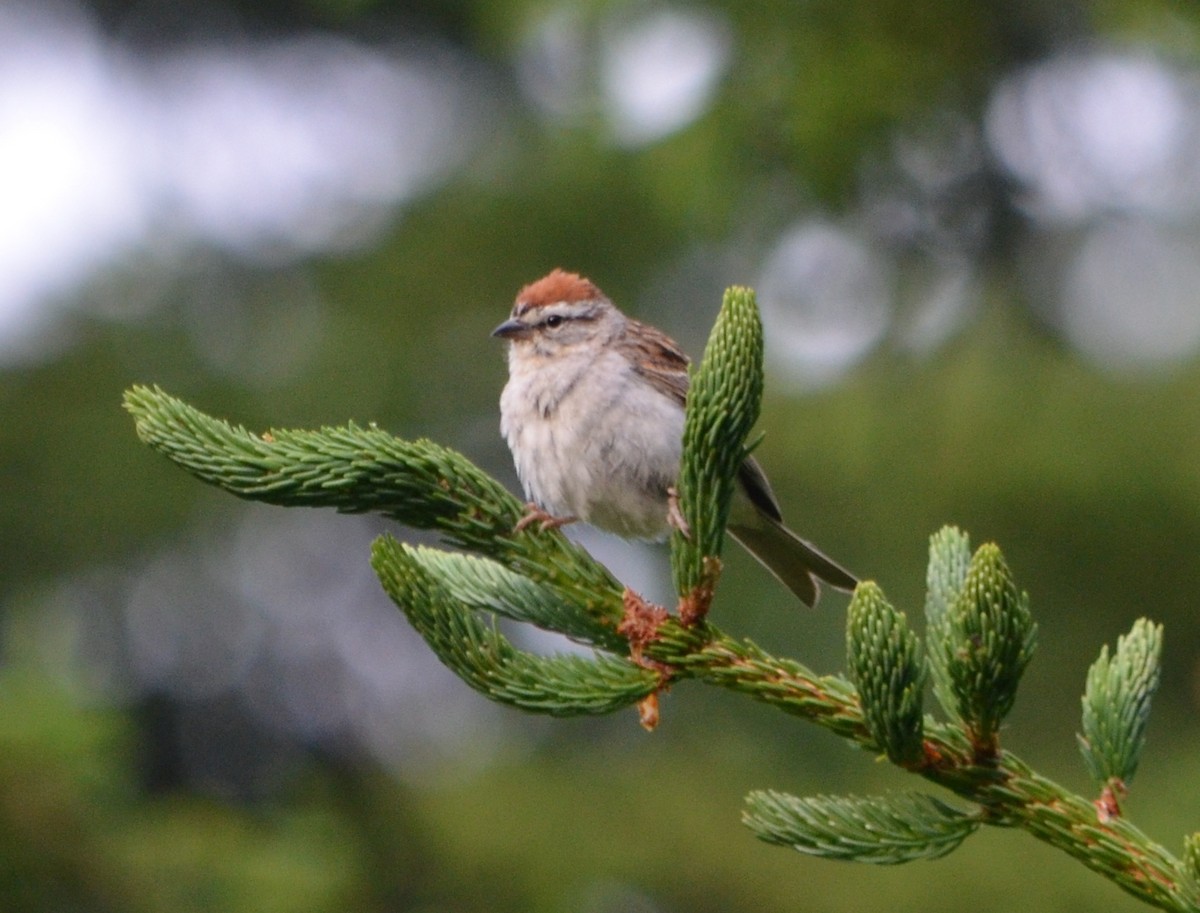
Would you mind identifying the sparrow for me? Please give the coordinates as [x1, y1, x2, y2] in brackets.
[492, 268, 856, 606]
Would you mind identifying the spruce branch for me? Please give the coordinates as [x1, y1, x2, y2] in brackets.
[1078, 618, 1163, 793]
[123, 385, 625, 631]
[671, 285, 763, 618]
[943, 542, 1038, 756]
[371, 535, 658, 716]
[644, 619, 869, 742]
[125, 284, 1200, 912]
[846, 582, 926, 766]
[982, 753, 1196, 909]
[1186, 834, 1200, 883]
[743, 791, 979, 864]
[635, 614, 1197, 910]
[924, 525, 972, 722]
[395, 546, 627, 653]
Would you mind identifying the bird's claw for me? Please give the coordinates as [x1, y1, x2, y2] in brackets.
[514, 503, 577, 534]
[666, 486, 691, 539]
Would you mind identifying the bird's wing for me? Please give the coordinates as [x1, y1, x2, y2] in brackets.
[736, 456, 784, 522]
[625, 319, 690, 407]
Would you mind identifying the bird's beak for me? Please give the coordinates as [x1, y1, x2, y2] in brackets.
[491, 318, 527, 340]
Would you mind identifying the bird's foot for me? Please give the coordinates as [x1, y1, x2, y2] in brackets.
[514, 503, 577, 534]
[666, 486, 691, 539]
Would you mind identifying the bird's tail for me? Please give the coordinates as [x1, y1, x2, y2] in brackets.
[727, 516, 857, 608]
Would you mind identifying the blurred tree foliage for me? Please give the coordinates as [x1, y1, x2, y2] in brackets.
[4, 0, 1200, 911]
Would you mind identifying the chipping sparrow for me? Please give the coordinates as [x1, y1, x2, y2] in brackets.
[493, 268, 856, 606]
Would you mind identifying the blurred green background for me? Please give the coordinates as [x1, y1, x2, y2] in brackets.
[3, 0, 1200, 910]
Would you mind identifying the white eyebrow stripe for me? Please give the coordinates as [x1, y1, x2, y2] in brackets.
[513, 300, 598, 323]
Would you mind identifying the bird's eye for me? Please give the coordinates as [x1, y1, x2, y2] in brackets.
[544, 315, 564, 328]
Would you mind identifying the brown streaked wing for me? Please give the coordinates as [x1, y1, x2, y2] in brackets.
[625, 318, 690, 407]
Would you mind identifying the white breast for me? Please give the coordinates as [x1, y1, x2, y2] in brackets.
[499, 346, 684, 539]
